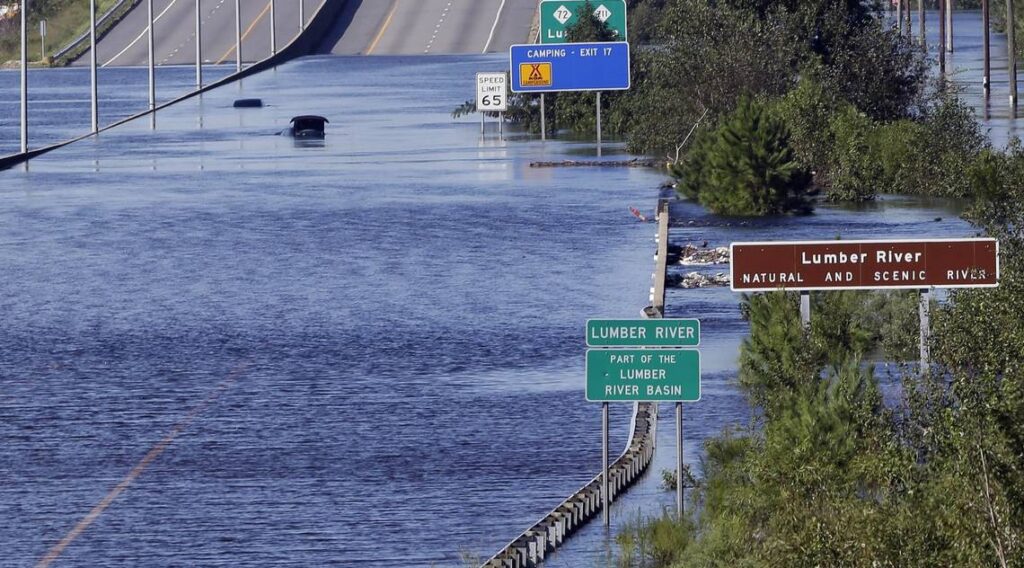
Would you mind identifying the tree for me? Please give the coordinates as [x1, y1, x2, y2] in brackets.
[673, 98, 813, 216]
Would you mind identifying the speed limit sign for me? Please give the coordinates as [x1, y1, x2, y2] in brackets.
[476, 72, 508, 112]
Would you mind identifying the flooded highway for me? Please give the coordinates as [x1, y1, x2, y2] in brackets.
[0, 41, 1003, 568]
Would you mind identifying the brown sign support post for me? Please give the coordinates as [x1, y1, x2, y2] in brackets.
[731, 238, 999, 372]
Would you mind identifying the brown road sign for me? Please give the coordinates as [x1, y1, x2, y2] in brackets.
[730, 238, 999, 292]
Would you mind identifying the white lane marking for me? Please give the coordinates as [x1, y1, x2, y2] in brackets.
[161, 0, 226, 64]
[425, 1, 453, 53]
[103, 0, 183, 67]
[483, 0, 509, 53]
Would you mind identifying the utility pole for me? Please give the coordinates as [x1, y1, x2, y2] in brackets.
[897, 0, 903, 32]
[20, 0, 28, 154]
[90, 0, 98, 133]
[983, 0, 991, 95]
[196, 0, 203, 88]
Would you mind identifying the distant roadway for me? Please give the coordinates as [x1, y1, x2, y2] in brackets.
[322, 0, 538, 55]
[74, 0, 536, 66]
[75, 0, 325, 67]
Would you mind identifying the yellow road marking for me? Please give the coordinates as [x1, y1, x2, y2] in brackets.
[366, 0, 400, 55]
[215, 1, 273, 65]
[35, 364, 249, 568]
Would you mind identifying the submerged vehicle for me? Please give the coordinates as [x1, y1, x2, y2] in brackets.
[286, 115, 329, 138]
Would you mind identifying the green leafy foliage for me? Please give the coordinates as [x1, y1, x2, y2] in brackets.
[673, 98, 813, 216]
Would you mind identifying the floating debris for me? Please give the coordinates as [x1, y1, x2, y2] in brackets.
[674, 245, 730, 265]
[667, 271, 731, 289]
[529, 159, 659, 168]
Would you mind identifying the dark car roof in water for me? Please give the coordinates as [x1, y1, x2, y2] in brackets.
[290, 115, 329, 124]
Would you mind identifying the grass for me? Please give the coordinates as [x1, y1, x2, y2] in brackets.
[0, 0, 121, 65]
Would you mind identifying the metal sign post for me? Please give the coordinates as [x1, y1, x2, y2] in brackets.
[476, 72, 508, 139]
[540, 94, 546, 141]
[299, 0, 305, 31]
[919, 289, 931, 373]
[596, 92, 602, 157]
[675, 402, 683, 517]
[602, 401, 609, 527]
[39, 20, 46, 59]
[90, 0, 98, 133]
[800, 292, 811, 329]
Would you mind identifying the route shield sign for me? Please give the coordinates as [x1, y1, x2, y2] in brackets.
[587, 319, 700, 347]
[540, 0, 628, 43]
[476, 72, 508, 112]
[586, 349, 701, 402]
[509, 42, 631, 93]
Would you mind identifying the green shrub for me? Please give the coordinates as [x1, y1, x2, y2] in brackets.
[674, 98, 814, 216]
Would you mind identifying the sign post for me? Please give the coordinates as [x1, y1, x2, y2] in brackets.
[511, 42, 630, 154]
[731, 238, 1000, 373]
[39, 20, 46, 59]
[585, 318, 701, 522]
[476, 72, 508, 138]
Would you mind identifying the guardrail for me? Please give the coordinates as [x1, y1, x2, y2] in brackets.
[51, 0, 140, 66]
[479, 200, 671, 568]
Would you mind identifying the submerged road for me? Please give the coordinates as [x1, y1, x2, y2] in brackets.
[74, 0, 324, 67]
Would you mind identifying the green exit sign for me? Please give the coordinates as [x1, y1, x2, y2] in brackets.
[539, 0, 628, 44]
[586, 349, 701, 402]
[586, 319, 700, 347]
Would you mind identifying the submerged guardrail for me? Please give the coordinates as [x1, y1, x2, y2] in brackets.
[480, 200, 671, 568]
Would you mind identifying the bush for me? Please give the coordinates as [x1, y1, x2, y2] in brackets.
[673, 98, 814, 216]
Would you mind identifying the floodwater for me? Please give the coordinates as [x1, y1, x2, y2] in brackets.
[0, 22, 1007, 568]
[0, 64, 235, 157]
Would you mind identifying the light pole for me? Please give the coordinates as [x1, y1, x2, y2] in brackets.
[20, 0, 28, 153]
[196, 0, 203, 88]
[147, 0, 155, 111]
[235, 0, 242, 72]
[90, 0, 98, 133]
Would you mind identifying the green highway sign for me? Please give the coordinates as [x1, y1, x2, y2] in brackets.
[586, 349, 700, 402]
[587, 319, 700, 347]
[539, 0, 628, 44]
